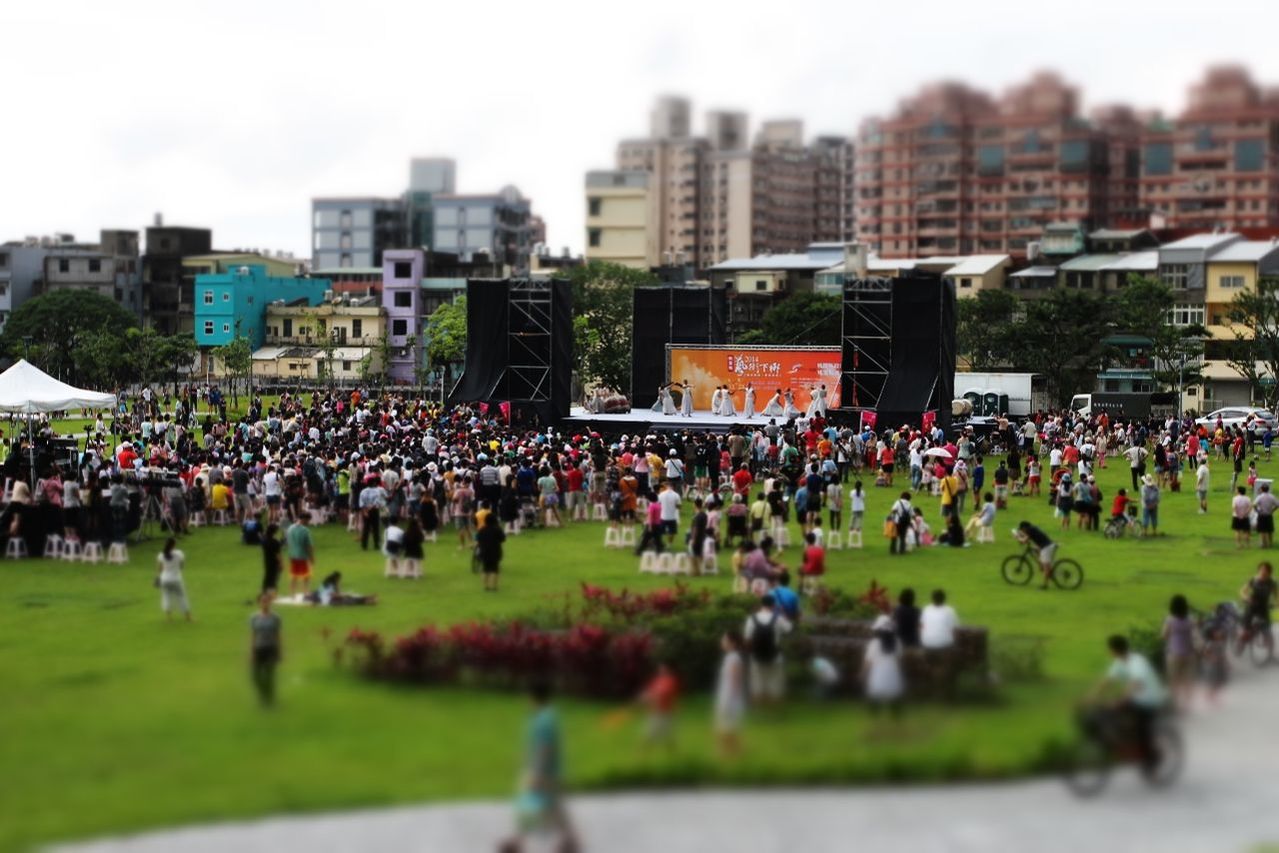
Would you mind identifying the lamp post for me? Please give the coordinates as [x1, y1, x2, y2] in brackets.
[21, 336, 34, 486]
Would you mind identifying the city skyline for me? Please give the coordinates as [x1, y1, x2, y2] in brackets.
[7, 0, 1279, 260]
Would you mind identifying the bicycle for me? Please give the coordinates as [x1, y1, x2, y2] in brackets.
[1235, 611, 1274, 666]
[1002, 541, 1084, 589]
[1102, 508, 1144, 540]
[1062, 705, 1184, 797]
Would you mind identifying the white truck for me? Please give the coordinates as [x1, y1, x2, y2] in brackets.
[954, 372, 1040, 418]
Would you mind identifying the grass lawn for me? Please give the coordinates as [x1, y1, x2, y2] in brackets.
[0, 449, 1266, 852]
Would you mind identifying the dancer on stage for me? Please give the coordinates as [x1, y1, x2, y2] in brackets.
[721, 385, 738, 418]
[812, 383, 828, 418]
[657, 383, 678, 416]
[763, 388, 785, 418]
[743, 383, 756, 419]
[783, 388, 801, 419]
[680, 380, 694, 417]
[709, 385, 723, 416]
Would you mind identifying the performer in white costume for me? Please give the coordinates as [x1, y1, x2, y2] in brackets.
[661, 383, 678, 416]
[813, 384, 828, 418]
[709, 385, 723, 416]
[743, 383, 756, 418]
[763, 388, 785, 417]
[721, 385, 738, 417]
[680, 380, 694, 417]
[783, 388, 801, 419]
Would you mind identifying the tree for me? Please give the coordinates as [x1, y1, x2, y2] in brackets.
[214, 335, 252, 408]
[1113, 275, 1207, 392]
[1225, 276, 1279, 411]
[426, 296, 467, 367]
[157, 335, 198, 397]
[736, 292, 842, 347]
[361, 332, 392, 383]
[561, 261, 660, 394]
[1, 290, 138, 384]
[1013, 290, 1117, 406]
[956, 289, 1022, 369]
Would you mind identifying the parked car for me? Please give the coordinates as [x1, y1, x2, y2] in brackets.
[1194, 407, 1276, 431]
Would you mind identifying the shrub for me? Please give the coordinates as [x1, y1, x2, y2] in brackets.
[989, 634, 1048, 684]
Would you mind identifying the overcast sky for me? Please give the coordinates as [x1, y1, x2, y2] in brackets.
[6, 0, 1279, 260]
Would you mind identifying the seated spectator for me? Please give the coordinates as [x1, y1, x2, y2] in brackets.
[921, 589, 958, 650]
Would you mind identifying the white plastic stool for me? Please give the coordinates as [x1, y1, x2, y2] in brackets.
[604, 527, 622, 548]
[43, 534, 64, 559]
[81, 542, 103, 563]
[212, 510, 229, 526]
[656, 553, 675, 575]
[826, 532, 843, 551]
[61, 538, 83, 561]
[572, 501, 588, 522]
[620, 526, 637, 548]
[107, 542, 129, 565]
[424, 530, 438, 543]
[384, 557, 402, 578]
[639, 551, 660, 574]
[543, 510, 561, 528]
[673, 554, 693, 575]
[591, 503, 608, 521]
[849, 529, 864, 549]
[347, 513, 360, 533]
[731, 575, 749, 594]
[701, 554, 719, 575]
[401, 558, 422, 579]
[977, 526, 995, 544]
[5, 538, 27, 559]
[190, 511, 205, 528]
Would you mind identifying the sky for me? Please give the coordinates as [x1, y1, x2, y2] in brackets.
[6, 0, 1279, 261]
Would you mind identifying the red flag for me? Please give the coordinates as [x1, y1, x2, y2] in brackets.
[861, 410, 877, 429]
[499, 401, 511, 422]
[921, 410, 936, 431]
[478, 402, 489, 416]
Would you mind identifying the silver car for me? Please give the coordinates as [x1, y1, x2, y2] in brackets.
[1195, 407, 1276, 431]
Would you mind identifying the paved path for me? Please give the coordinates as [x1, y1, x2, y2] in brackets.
[54, 667, 1279, 853]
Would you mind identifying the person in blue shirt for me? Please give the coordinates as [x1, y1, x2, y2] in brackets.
[504, 682, 577, 853]
[972, 455, 985, 495]
[772, 571, 801, 622]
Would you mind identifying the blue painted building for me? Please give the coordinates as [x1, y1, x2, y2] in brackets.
[194, 265, 331, 349]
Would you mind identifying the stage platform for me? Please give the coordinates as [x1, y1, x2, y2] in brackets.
[562, 407, 789, 434]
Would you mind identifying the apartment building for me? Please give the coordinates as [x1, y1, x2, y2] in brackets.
[142, 222, 213, 335]
[584, 171, 659, 268]
[311, 198, 406, 270]
[1140, 67, 1279, 231]
[431, 187, 534, 271]
[610, 97, 853, 270]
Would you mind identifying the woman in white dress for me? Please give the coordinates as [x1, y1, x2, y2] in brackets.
[763, 388, 785, 418]
[680, 381, 694, 417]
[783, 388, 802, 420]
[155, 537, 192, 622]
[862, 614, 903, 715]
[743, 383, 757, 419]
[661, 384, 678, 416]
[721, 386, 738, 418]
[713, 631, 746, 756]
[709, 385, 723, 416]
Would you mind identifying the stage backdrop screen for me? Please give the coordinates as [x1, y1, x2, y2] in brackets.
[667, 346, 843, 412]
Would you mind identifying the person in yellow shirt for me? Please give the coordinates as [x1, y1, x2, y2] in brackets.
[939, 468, 959, 521]
[211, 480, 232, 512]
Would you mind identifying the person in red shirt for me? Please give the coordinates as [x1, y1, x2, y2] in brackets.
[731, 463, 753, 497]
[565, 464, 584, 519]
[1110, 488, 1130, 520]
[878, 444, 896, 486]
[639, 663, 680, 747]
[800, 532, 825, 578]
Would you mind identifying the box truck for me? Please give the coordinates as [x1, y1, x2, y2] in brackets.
[1069, 392, 1177, 420]
[954, 372, 1039, 418]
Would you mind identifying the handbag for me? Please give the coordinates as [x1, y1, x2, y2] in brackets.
[882, 517, 898, 539]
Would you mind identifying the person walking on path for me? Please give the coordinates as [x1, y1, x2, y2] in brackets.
[249, 593, 282, 708]
[1162, 594, 1197, 712]
[862, 614, 904, 717]
[501, 683, 579, 853]
[285, 512, 315, 596]
[155, 537, 191, 622]
[743, 593, 792, 706]
[713, 630, 746, 758]
[476, 512, 507, 592]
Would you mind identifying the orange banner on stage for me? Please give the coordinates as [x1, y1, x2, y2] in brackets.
[667, 347, 843, 412]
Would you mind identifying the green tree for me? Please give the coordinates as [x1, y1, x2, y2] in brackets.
[956, 289, 1022, 369]
[1, 290, 138, 383]
[214, 335, 252, 408]
[1014, 290, 1117, 406]
[1225, 276, 1279, 410]
[561, 261, 660, 394]
[1113, 275, 1207, 392]
[426, 296, 467, 367]
[157, 334, 198, 397]
[736, 292, 842, 346]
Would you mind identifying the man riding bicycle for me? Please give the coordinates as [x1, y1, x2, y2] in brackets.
[1238, 561, 1277, 654]
[1015, 520, 1056, 589]
[1086, 634, 1168, 777]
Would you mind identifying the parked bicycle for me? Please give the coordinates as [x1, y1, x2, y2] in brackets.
[1062, 705, 1184, 796]
[1002, 541, 1084, 589]
[1236, 611, 1274, 666]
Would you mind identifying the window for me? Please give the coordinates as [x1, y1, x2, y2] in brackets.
[340, 253, 352, 268]
[1160, 263, 1189, 289]
[1220, 275, 1246, 289]
[393, 261, 412, 279]
[394, 291, 412, 308]
[203, 321, 214, 335]
[342, 360, 352, 371]
[588, 228, 601, 248]
[1144, 142, 1173, 176]
[0, 253, 7, 269]
[977, 145, 1004, 176]
[1168, 304, 1205, 326]
[587, 197, 602, 217]
[755, 280, 768, 291]
[392, 319, 408, 336]
[1236, 139, 1265, 172]
[203, 291, 214, 305]
[351, 319, 362, 339]
[58, 258, 70, 273]
[960, 277, 973, 289]
[88, 259, 101, 273]
[222, 292, 230, 302]
[282, 319, 292, 337]
[340, 210, 353, 228]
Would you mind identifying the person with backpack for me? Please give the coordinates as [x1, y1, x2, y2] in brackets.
[888, 491, 912, 555]
[743, 593, 792, 705]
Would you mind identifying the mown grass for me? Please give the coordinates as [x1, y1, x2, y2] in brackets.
[0, 449, 1262, 851]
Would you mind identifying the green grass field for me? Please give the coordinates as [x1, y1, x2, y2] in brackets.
[0, 449, 1264, 852]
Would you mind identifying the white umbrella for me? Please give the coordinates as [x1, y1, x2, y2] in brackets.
[923, 447, 953, 459]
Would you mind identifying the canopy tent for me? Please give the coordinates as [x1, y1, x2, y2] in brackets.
[0, 359, 114, 413]
[0, 360, 115, 485]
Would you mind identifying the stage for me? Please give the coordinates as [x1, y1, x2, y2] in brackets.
[562, 406, 822, 434]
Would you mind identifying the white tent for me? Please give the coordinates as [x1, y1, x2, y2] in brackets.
[0, 359, 114, 413]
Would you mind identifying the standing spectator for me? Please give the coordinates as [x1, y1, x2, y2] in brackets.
[1196, 458, 1211, 514]
[403, 517, 426, 573]
[635, 491, 665, 554]
[453, 476, 475, 548]
[285, 512, 315, 596]
[249, 593, 282, 707]
[743, 593, 792, 705]
[888, 491, 912, 555]
[893, 589, 921, 648]
[1125, 443, 1149, 491]
[1140, 474, 1161, 536]
[260, 522, 282, 595]
[358, 475, 387, 551]
[1232, 486, 1253, 549]
[657, 480, 681, 541]
[154, 537, 191, 622]
[688, 498, 708, 574]
[476, 512, 507, 592]
[1161, 594, 1197, 712]
[1254, 483, 1278, 548]
[713, 630, 746, 757]
[862, 614, 904, 716]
